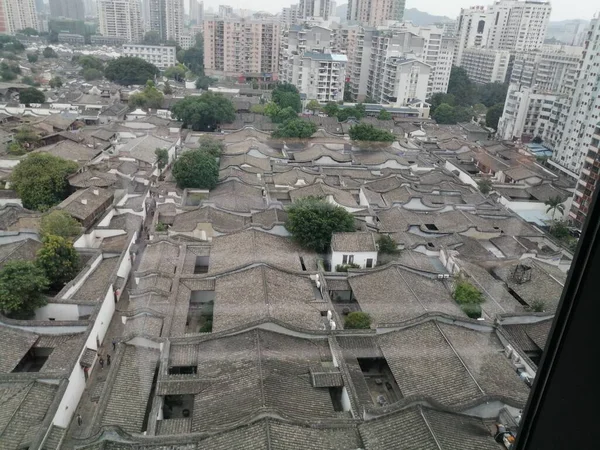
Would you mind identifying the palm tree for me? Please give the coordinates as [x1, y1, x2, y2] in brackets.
[545, 195, 565, 221]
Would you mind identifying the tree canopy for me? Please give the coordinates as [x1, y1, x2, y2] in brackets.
[323, 102, 339, 117]
[19, 87, 46, 105]
[447, 67, 476, 106]
[432, 103, 456, 124]
[43, 47, 58, 58]
[83, 68, 103, 81]
[272, 83, 302, 113]
[198, 136, 224, 157]
[195, 75, 215, 90]
[163, 80, 173, 95]
[344, 312, 372, 329]
[485, 103, 504, 129]
[477, 178, 492, 195]
[336, 104, 365, 122]
[129, 80, 164, 109]
[105, 57, 159, 85]
[306, 99, 321, 114]
[11, 153, 78, 211]
[49, 77, 63, 88]
[26, 52, 38, 63]
[264, 103, 298, 123]
[164, 64, 187, 82]
[178, 33, 204, 74]
[40, 210, 82, 240]
[0, 261, 49, 317]
[377, 109, 392, 120]
[377, 234, 398, 254]
[155, 148, 169, 170]
[272, 118, 317, 139]
[170, 92, 235, 131]
[349, 123, 395, 142]
[36, 235, 80, 290]
[172, 149, 219, 189]
[143, 31, 162, 44]
[285, 197, 355, 252]
[453, 279, 484, 305]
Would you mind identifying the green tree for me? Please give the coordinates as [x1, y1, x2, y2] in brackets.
[432, 103, 456, 124]
[473, 103, 487, 116]
[323, 102, 339, 117]
[195, 74, 215, 90]
[155, 222, 168, 232]
[82, 68, 103, 81]
[19, 87, 46, 105]
[429, 92, 456, 113]
[19, 27, 39, 36]
[477, 178, 492, 195]
[306, 99, 321, 115]
[343, 82, 354, 102]
[143, 31, 162, 44]
[164, 64, 187, 82]
[180, 45, 204, 74]
[485, 103, 504, 129]
[549, 220, 570, 240]
[545, 195, 565, 221]
[0, 261, 49, 317]
[272, 83, 302, 112]
[272, 118, 317, 138]
[344, 312, 372, 329]
[272, 106, 298, 123]
[40, 210, 81, 240]
[461, 303, 482, 319]
[36, 235, 80, 290]
[76, 55, 104, 72]
[454, 106, 474, 123]
[163, 80, 173, 95]
[172, 149, 219, 189]
[377, 234, 398, 254]
[377, 109, 392, 120]
[349, 123, 395, 142]
[285, 197, 355, 252]
[453, 279, 484, 305]
[198, 137, 224, 157]
[104, 57, 159, 85]
[21, 76, 38, 86]
[250, 104, 266, 114]
[155, 148, 169, 170]
[170, 92, 235, 131]
[128, 80, 164, 109]
[337, 105, 365, 121]
[447, 66, 476, 106]
[477, 82, 508, 107]
[11, 153, 78, 211]
[49, 77, 63, 88]
[27, 52, 39, 63]
[43, 47, 58, 58]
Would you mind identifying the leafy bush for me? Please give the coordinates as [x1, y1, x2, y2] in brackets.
[40, 210, 81, 240]
[335, 263, 361, 272]
[172, 149, 219, 189]
[19, 87, 46, 105]
[128, 80, 164, 109]
[155, 148, 169, 170]
[453, 279, 484, 305]
[105, 56, 159, 85]
[285, 197, 355, 252]
[272, 82, 302, 112]
[198, 137, 224, 157]
[529, 300, 546, 313]
[82, 68, 103, 81]
[377, 109, 392, 120]
[155, 222, 168, 232]
[349, 123, 395, 142]
[0, 261, 49, 317]
[272, 118, 317, 138]
[11, 153, 78, 211]
[344, 312, 372, 329]
[170, 92, 235, 131]
[43, 47, 58, 58]
[377, 234, 398, 254]
[477, 178, 492, 195]
[461, 303, 482, 319]
[27, 53, 39, 63]
[36, 235, 80, 290]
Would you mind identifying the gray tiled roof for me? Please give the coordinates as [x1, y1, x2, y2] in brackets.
[0, 326, 38, 373]
[503, 319, 553, 354]
[208, 180, 266, 212]
[359, 406, 501, 450]
[100, 345, 161, 433]
[137, 241, 180, 274]
[348, 266, 463, 325]
[289, 182, 359, 208]
[170, 206, 248, 233]
[71, 257, 119, 303]
[331, 232, 376, 252]
[292, 145, 352, 163]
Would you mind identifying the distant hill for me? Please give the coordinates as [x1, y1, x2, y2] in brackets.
[403, 8, 453, 25]
[335, 5, 453, 25]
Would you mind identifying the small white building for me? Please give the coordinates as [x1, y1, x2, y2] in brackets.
[330, 232, 378, 270]
[285, 52, 347, 102]
[122, 44, 177, 69]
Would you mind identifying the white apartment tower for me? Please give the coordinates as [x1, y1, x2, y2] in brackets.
[204, 17, 280, 78]
[98, 0, 143, 43]
[460, 48, 511, 84]
[189, 0, 203, 25]
[145, 0, 184, 42]
[553, 17, 600, 174]
[298, 0, 331, 20]
[3, 0, 39, 34]
[347, 0, 405, 27]
[281, 4, 300, 25]
[454, 1, 551, 65]
[497, 46, 582, 145]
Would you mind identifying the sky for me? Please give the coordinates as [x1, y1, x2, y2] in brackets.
[196, 0, 598, 22]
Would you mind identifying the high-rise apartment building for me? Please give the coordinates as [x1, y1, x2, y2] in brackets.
[98, 0, 143, 43]
[144, 0, 184, 43]
[459, 48, 511, 84]
[189, 0, 203, 25]
[281, 4, 300, 25]
[497, 46, 582, 146]
[454, 1, 551, 65]
[218, 5, 233, 17]
[3, 0, 39, 34]
[553, 17, 600, 226]
[49, 0, 85, 20]
[84, 0, 98, 17]
[347, 0, 405, 27]
[204, 17, 280, 79]
[298, 0, 331, 20]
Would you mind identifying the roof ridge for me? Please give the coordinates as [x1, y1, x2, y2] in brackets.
[434, 321, 485, 395]
[255, 330, 266, 408]
[419, 405, 443, 450]
[0, 381, 35, 439]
